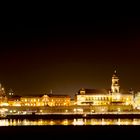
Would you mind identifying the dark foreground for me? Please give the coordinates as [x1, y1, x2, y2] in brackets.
[0, 125, 140, 138]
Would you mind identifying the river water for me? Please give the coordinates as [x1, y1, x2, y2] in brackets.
[1, 118, 140, 126]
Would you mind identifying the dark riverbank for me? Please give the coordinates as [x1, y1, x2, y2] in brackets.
[3, 113, 140, 119]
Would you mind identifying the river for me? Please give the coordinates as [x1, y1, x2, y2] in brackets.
[1, 118, 140, 126]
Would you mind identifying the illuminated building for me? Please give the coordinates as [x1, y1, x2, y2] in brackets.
[7, 89, 14, 98]
[134, 92, 140, 109]
[76, 88, 111, 105]
[76, 71, 134, 109]
[0, 83, 6, 97]
[7, 95, 21, 106]
[0, 71, 135, 113]
[47, 94, 70, 106]
[8, 99, 21, 106]
[70, 99, 77, 106]
[110, 71, 133, 106]
[0, 83, 8, 106]
[111, 70, 120, 93]
[20, 95, 49, 106]
[8, 94, 70, 107]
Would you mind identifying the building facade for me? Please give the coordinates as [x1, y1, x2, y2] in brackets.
[20, 94, 70, 107]
[110, 71, 133, 105]
[47, 94, 70, 106]
[134, 92, 140, 109]
[75, 71, 134, 111]
[76, 88, 111, 106]
[20, 95, 48, 106]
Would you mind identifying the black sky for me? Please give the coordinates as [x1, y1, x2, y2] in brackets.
[0, 15, 140, 98]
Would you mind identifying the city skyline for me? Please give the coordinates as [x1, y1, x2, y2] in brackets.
[0, 69, 139, 98]
[1, 16, 140, 97]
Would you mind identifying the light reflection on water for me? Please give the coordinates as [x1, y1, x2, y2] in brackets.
[1, 118, 140, 126]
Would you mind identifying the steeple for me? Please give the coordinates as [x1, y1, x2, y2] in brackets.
[0, 83, 5, 96]
[111, 70, 120, 93]
[50, 89, 53, 94]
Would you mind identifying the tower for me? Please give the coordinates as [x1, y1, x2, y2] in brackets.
[8, 88, 14, 97]
[0, 83, 5, 96]
[111, 70, 120, 93]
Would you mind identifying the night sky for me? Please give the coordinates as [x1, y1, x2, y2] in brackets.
[0, 15, 140, 98]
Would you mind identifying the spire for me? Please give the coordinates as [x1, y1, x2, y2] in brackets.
[113, 65, 117, 75]
[50, 89, 53, 94]
[112, 69, 118, 78]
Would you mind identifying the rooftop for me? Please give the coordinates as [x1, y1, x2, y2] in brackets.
[78, 88, 109, 95]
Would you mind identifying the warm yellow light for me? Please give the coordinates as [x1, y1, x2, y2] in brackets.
[14, 104, 21, 106]
[116, 95, 121, 100]
[1, 103, 9, 106]
[117, 108, 121, 112]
